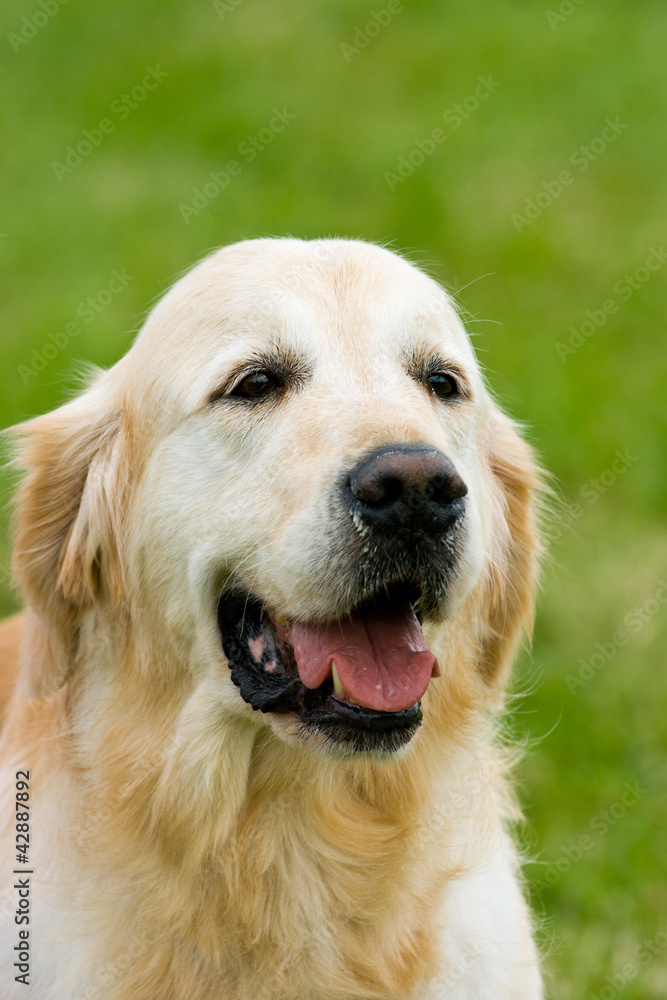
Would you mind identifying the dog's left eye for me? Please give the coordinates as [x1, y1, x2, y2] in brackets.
[427, 372, 458, 399]
[230, 370, 282, 400]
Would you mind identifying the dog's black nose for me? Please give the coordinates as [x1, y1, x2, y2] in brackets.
[346, 444, 467, 534]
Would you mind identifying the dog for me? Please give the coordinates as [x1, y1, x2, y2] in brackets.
[0, 238, 544, 999]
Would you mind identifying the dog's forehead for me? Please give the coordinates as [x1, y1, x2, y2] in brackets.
[128, 239, 477, 403]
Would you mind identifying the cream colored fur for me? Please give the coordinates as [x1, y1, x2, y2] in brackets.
[0, 239, 543, 999]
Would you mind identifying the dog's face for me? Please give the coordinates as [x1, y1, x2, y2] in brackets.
[11, 239, 540, 757]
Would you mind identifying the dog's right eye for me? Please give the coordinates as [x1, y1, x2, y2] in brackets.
[229, 370, 282, 400]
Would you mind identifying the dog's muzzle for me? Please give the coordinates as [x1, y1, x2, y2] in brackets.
[217, 443, 468, 754]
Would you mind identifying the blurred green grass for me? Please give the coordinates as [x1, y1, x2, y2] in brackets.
[1, 0, 665, 995]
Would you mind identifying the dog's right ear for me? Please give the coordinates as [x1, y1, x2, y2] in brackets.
[7, 372, 129, 697]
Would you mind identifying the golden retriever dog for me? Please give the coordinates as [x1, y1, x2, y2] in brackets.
[0, 239, 543, 999]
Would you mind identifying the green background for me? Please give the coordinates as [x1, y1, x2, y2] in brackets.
[1, 1, 665, 995]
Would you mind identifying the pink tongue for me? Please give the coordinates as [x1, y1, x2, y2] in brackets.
[287, 603, 438, 712]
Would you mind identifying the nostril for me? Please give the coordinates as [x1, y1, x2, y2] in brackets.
[350, 471, 403, 506]
[428, 471, 468, 505]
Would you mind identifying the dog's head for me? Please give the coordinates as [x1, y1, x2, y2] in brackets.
[9, 239, 541, 756]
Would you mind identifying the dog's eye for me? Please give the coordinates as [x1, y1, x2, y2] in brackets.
[231, 370, 282, 400]
[427, 372, 458, 399]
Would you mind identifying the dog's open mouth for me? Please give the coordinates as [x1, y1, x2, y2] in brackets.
[217, 586, 439, 751]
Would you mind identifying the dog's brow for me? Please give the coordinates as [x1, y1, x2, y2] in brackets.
[253, 342, 311, 372]
[404, 343, 441, 371]
[404, 345, 471, 391]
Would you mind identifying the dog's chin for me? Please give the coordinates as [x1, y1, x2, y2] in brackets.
[266, 708, 422, 759]
[217, 585, 434, 756]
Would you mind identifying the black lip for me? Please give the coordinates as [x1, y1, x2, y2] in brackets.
[217, 590, 423, 752]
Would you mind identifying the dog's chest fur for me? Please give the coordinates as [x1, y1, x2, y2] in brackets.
[1, 692, 532, 1000]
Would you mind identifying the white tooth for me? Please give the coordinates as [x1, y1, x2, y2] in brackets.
[331, 662, 344, 696]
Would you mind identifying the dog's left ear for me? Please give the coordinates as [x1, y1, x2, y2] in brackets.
[476, 404, 544, 689]
[8, 372, 129, 696]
